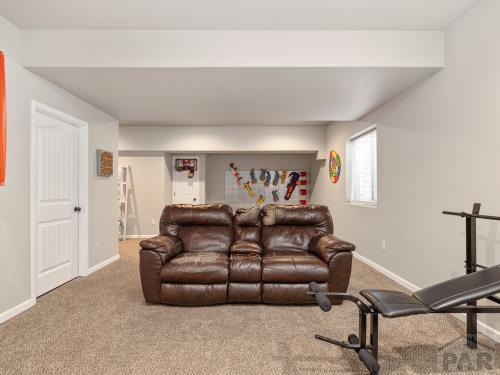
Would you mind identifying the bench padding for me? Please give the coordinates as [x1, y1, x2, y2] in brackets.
[361, 265, 500, 318]
[413, 265, 500, 311]
[360, 290, 430, 318]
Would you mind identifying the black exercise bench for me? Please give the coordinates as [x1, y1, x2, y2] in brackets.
[308, 204, 500, 374]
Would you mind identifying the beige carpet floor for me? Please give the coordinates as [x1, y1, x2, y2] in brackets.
[1, 240, 499, 374]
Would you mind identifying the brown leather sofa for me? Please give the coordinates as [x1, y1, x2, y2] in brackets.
[139, 203, 355, 306]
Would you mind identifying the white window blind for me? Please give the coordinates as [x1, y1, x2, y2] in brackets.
[347, 127, 377, 205]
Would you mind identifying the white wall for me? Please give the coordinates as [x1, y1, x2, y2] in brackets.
[312, 0, 500, 334]
[0, 15, 118, 320]
[119, 152, 168, 237]
[118, 152, 207, 237]
[119, 124, 328, 159]
[88, 121, 119, 267]
[206, 153, 315, 204]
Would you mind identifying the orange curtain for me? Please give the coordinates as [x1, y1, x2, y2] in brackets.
[0, 51, 5, 186]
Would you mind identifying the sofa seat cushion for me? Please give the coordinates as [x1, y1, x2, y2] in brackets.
[229, 253, 262, 282]
[264, 250, 312, 257]
[262, 252, 329, 283]
[230, 240, 263, 255]
[160, 252, 228, 284]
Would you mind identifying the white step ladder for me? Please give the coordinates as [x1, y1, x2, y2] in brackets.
[117, 165, 130, 241]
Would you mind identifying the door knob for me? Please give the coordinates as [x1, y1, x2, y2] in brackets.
[74, 206, 82, 212]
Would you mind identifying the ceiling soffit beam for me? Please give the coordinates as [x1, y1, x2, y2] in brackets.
[119, 124, 329, 159]
[22, 30, 444, 68]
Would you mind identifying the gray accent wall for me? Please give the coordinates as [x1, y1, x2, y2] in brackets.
[0, 15, 118, 317]
[311, 0, 500, 332]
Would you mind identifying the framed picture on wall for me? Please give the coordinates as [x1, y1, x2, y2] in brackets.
[97, 149, 114, 177]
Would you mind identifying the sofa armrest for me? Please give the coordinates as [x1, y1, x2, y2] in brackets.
[230, 240, 263, 255]
[140, 235, 182, 261]
[309, 234, 355, 264]
[139, 235, 182, 304]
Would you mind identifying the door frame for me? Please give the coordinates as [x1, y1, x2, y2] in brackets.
[30, 100, 89, 301]
[172, 155, 201, 204]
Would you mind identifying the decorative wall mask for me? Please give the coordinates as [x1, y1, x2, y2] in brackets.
[176, 158, 198, 178]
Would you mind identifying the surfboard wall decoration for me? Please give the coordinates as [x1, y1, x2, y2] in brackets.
[0, 51, 6, 186]
[329, 150, 341, 184]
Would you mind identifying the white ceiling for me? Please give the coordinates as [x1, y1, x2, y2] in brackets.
[2, 0, 473, 125]
[30, 67, 438, 124]
[0, 0, 478, 30]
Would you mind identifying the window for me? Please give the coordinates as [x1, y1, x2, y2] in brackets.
[347, 126, 377, 206]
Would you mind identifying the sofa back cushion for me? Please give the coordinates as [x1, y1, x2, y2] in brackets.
[160, 204, 233, 253]
[261, 204, 333, 252]
[233, 206, 262, 242]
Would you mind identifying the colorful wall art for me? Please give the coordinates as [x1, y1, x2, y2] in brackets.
[97, 149, 114, 177]
[0, 51, 6, 186]
[329, 150, 341, 184]
[225, 163, 308, 209]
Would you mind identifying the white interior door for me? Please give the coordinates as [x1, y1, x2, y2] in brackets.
[172, 157, 200, 204]
[35, 111, 79, 296]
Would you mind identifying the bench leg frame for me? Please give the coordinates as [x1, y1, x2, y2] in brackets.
[311, 292, 380, 374]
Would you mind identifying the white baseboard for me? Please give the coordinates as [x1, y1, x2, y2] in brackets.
[122, 234, 153, 239]
[451, 313, 500, 343]
[352, 252, 500, 343]
[477, 319, 500, 343]
[1, 254, 120, 325]
[0, 298, 36, 325]
[85, 254, 120, 276]
[353, 252, 420, 292]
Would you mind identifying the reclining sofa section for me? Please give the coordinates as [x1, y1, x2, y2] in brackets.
[139, 203, 355, 306]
